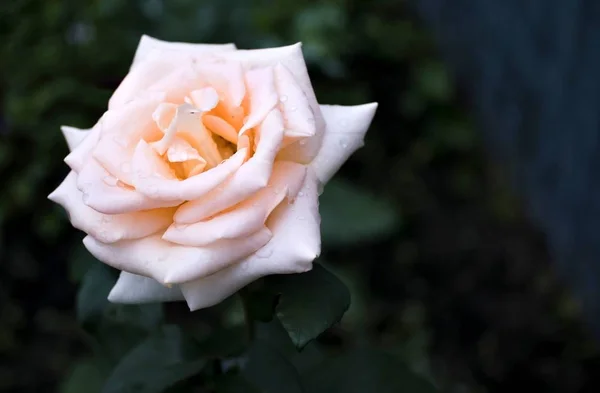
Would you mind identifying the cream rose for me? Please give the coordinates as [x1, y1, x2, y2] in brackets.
[49, 35, 377, 310]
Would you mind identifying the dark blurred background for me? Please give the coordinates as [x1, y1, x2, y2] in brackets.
[2, 0, 600, 392]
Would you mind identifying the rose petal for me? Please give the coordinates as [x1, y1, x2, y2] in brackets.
[61, 126, 92, 151]
[217, 43, 325, 147]
[164, 161, 306, 246]
[94, 93, 166, 184]
[174, 109, 285, 223]
[179, 168, 321, 310]
[203, 115, 238, 144]
[49, 172, 175, 243]
[131, 35, 236, 68]
[274, 63, 316, 139]
[77, 158, 180, 214]
[196, 61, 246, 107]
[64, 120, 103, 172]
[82, 227, 272, 285]
[132, 140, 247, 201]
[108, 272, 184, 304]
[309, 103, 378, 184]
[239, 67, 279, 135]
[217, 43, 317, 113]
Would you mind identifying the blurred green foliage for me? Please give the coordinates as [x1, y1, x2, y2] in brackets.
[1, 0, 599, 392]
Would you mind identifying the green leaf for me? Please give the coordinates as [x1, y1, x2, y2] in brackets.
[104, 303, 164, 331]
[214, 375, 262, 393]
[196, 326, 247, 358]
[302, 348, 438, 393]
[242, 340, 304, 393]
[60, 358, 105, 393]
[68, 243, 98, 283]
[265, 264, 350, 349]
[102, 325, 207, 393]
[76, 263, 116, 323]
[320, 179, 399, 247]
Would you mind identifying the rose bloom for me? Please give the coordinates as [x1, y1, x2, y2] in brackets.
[49, 35, 377, 310]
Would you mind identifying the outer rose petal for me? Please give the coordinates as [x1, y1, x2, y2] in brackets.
[82, 228, 272, 285]
[309, 103, 378, 184]
[131, 35, 236, 68]
[179, 168, 321, 311]
[64, 119, 103, 172]
[77, 158, 180, 214]
[108, 272, 184, 304]
[49, 172, 175, 243]
[110, 36, 236, 109]
[61, 126, 92, 151]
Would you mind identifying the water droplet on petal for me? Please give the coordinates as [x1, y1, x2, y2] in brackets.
[317, 181, 325, 196]
[280, 95, 288, 103]
[290, 106, 297, 112]
[82, 192, 90, 204]
[173, 223, 188, 231]
[103, 176, 119, 187]
[299, 139, 307, 146]
[256, 247, 273, 258]
[298, 191, 304, 197]
[100, 215, 113, 223]
[339, 139, 349, 149]
[112, 135, 128, 147]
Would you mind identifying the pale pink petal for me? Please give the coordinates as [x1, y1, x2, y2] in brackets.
[217, 43, 316, 110]
[77, 159, 180, 214]
[174, 109, 285, 223]
[274, 63, 316, 138]
[179, 168, 321, 310]
[64, 120, 102, 173]
[189, 87, 220, 112]
[309, 103, 378, 184]
[82, 228, 272, 285]
[239, 67, 279, 135]
[108, 272, 184, 304]
[196, 61, 246, 107]
[131, 140, 246, 201]
[203, 115, 238, 144]
[48, 172, 175, 243]
[164, 161, 306, 246]
[217, 43, 325, 142]
[131, 35, 236, 68]
[93, 93, 166, 184]
[61, 126, 92, 151]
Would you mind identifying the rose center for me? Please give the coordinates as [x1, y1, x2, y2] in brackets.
[150, 87, 248, 180]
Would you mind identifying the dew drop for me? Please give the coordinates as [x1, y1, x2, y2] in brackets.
[256, 247, 273, 258]
[112, 135, 128, 147]
[173, 223, 188, 231]
[299, 139, 307, 146]
[280, 95, 288, 103]
[317, 181, 325, 196]
[82, 192, 90, 204]
[339, 139, 349, 149]
[100, 215, 113, 223]
[290, 106, 297, 112]
[298, 191, 304, 197]
[103, 176, 119, 187]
